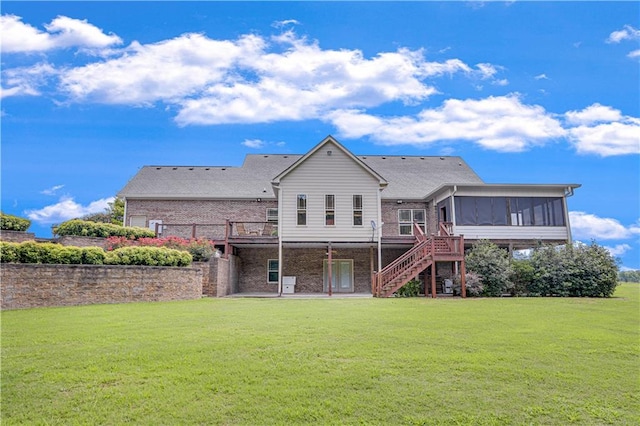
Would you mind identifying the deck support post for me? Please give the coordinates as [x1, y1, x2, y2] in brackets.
[460, 234, 466, 298]
[224, 220, 231, 259]
[327, 242, 333, 297]
[431, 262, 437, 298]
[370, 247, 375, 295]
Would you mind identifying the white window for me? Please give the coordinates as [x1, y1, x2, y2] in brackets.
[398, 209, 426, 235]
[130, 215, 146, 228]
[353, 195, 363, 226]
[267, 259, 279, 284]
[325, 195, 335, 226]
[297, 195, 307, 226]
[266, 208, 278, 224]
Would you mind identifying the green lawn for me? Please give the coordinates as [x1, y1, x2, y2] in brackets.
[2, 285, 638, 425]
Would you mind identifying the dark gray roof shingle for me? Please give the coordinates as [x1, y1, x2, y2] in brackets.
[118, 153, 483, 200]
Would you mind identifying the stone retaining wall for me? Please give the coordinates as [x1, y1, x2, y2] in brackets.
[1, 264, 203, 310]
[56, 235, 109, 249]
[0, 230, 36, 243]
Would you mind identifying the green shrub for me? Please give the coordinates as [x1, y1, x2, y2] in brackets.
[81, 247, 106, 265]
[1, 212, 31, 232]
[395, 279, 422, 297]
[509, 259, 535, 296]
[0, 242, 21, 263]
[453, 272, 484, 297]
[18, 241, 52, 263]
[465, 240, 512, 296]
[104, 246, 192, 267]
[53, 219, 155, 239]
[530, 243, 619, 297]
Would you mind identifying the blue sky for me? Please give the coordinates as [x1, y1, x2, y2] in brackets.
[1, 1, 639, 269]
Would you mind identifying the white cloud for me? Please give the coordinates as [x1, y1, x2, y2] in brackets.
[40, 184, 65, 196]
[568, 121, 640, 156]
[565, 104, 640, 156]
[60, 33, 266, 105]
[628, 49, 640, 59]
[25, 196, 114, 224]
[569, 211, 640, 241]
[4, 23, 499, 125]
[606, 25, 640, 58]
[534, 73, 548, 80]
[242, 139, 266, 149]
[606, 25, 640, 44]
[565, 103, 623, 126]
[272, 19, 300, 28]
[0, 14, 122, 53]
[603, 244, 632, 257]
[1, 62, 57, 99]
[327, 94, 566, 152]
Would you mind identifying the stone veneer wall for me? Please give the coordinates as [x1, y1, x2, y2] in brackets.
[57, 236, 110, 249]
[0, 230, 36, 243]
[1, 264, 203, 310]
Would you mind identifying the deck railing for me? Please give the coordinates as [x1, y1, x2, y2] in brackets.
[374, 223, 464, 296]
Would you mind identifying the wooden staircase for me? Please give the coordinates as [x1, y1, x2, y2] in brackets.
[374, 223, 464, 297]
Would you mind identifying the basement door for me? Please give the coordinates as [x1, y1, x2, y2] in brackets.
[323, 260, 354, 293]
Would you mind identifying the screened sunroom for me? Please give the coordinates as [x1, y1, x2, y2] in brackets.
[430, 184, 580, 249]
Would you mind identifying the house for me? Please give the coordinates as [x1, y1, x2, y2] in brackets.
[118, 136, 579, 297]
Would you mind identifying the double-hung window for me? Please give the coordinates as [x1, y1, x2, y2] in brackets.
[325, 195, 335, 226]
[267, 259, 279, 284]
[398, 209, 426, 235]
[266, 208, 278, 224]
[353, 195, 363, 226]
[297, 194, 307, 226]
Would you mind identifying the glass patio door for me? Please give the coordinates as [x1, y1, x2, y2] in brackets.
[323, 260, 354, 293]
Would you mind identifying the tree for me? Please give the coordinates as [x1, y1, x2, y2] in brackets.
[82, 197, 124, 225]
[465, 240, 512, 297]
[619, 270, 640, 283]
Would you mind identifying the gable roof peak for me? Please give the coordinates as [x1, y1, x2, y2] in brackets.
[271, 135, 387, 186]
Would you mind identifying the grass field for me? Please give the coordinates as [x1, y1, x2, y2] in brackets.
[2, 284, 638, 425]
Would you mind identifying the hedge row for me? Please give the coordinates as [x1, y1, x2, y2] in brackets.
[104, 246, 192, 267]
[1, 212, 31, 232]
[0, 242, 192, 267]
[461, 240, 619, 298]
[53, 219, 155, 239]
[1, 242, 105, 264]
[106, 236, 217, 262]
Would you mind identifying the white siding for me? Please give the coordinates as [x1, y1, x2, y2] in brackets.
[279, 141, 381, 242]
[454, 226, 569, 241]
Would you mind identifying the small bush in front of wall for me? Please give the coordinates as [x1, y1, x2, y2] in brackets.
[1, 212, 31, 232]
[106, 236, 216, 262]
[53, 219, 155, 239]
[104, 246, 192, 267]
[395, 279, 422, 297]
[0, 241, 105, 265]
[0, 242, 21, 263]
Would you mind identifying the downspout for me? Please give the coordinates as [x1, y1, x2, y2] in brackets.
[276, 185, 283, 296]
[122, 197, 127, 227]
[450, 185, 458, 232]
[563, 186, 574, 245]
[377, 187, 383, 294]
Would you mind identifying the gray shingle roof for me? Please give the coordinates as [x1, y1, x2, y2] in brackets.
[118, 153, 483, 200]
